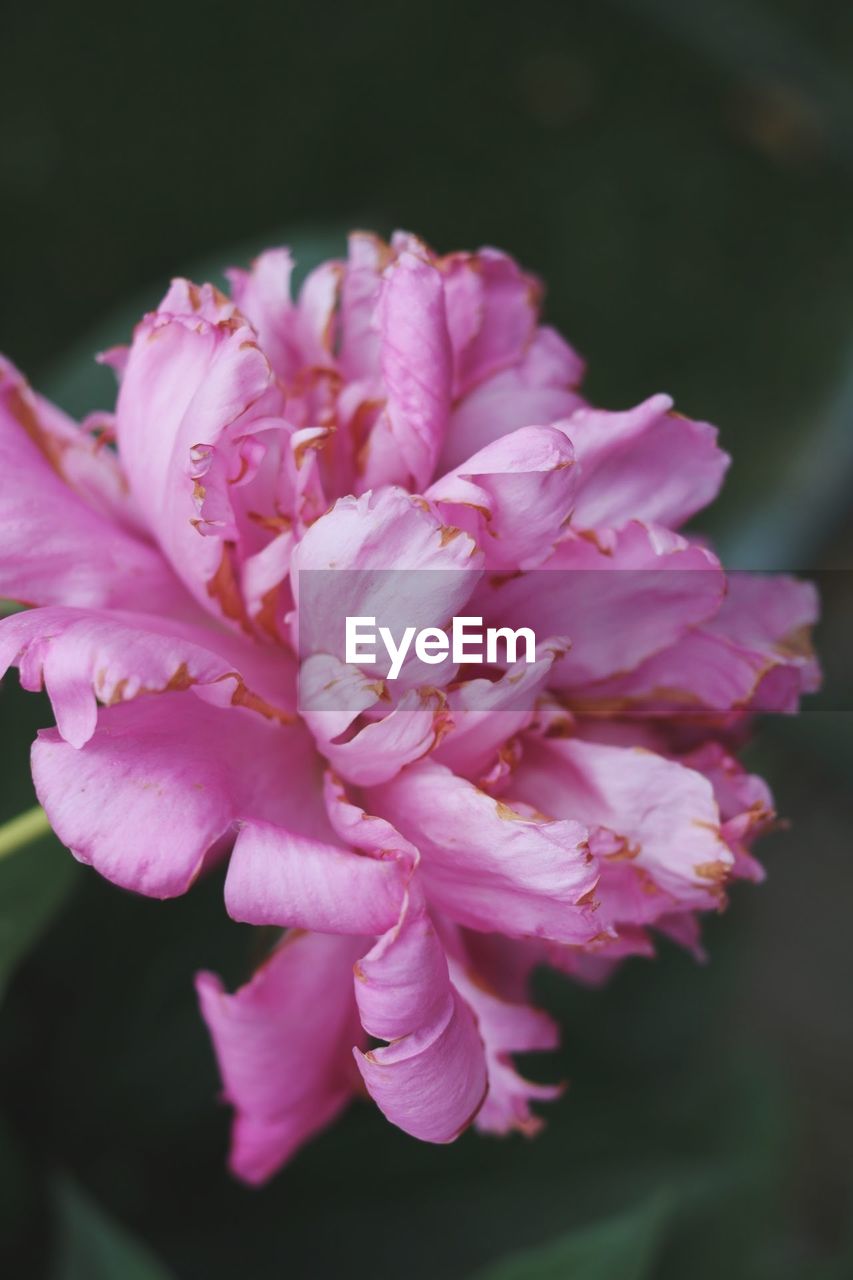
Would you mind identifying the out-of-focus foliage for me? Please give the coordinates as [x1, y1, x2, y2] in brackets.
[470, 1191, 673, 1279]
[52, 1179, 175, 1280]
[0, 831, 76, 1003]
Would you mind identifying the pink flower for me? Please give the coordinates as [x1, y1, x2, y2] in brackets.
[0, 231, 819, 1183]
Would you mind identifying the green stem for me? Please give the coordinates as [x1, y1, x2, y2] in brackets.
[0, 806, 51, 861]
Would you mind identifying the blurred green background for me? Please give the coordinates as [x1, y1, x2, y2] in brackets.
[1, 1, 851, 1276]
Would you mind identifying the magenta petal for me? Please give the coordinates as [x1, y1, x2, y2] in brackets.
[0, 358, 189, 613]
[224, 819, 407, 935]
[354, 893, 486, 1142]
[515, 735, 733, 919]
[197, 930, 365, 1184]
[0, 605, 295, 748]
[368, 760, 599, 942]
[32, 695, 329, 897]
[362, 249, 452, 490]
[566, 395, 730, 530]
[428, 425, 578, 570]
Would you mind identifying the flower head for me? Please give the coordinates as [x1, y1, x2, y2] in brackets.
[0, 231, 819, 1182]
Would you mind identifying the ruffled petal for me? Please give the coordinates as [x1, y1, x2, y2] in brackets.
[197, 930, 365, 1184]
[32, 694, 329, 897]
[433, 642, 564, 783]
[450, 958, 561, 1136]
[0, 358, 189, 613]
[428, 425, 578, 569]
[565, 395, 730, 530]
[360, 248, 452, 490]
[573, 571, 820, 717]
[368, 759, 599, 942]
[440, 327, 585, 472]
[354, 888, 487, 1143]
[475, 521, 724, 687]
[299, 653, 452, 786]
[115, 292, 285, 620]
[0, 605, 296, 748]
[514, 735, 732, 922]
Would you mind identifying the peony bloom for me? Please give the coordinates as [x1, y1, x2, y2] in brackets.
[0, 231, 819, 1183]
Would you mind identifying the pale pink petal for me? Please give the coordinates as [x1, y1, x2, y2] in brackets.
[0, 358, 189, 614]
[514, 736, 732, 922]
[428, 425, 577, 569]
[565, 395, 730, 530]
[292, 487, 482, 680]
[224, 818, 408, 934]
[475, 522, 724, 687]
[439, 327, 585, 472]
[368, 760, 599, 942]
[354, 888, 487, 1142]
[360, 249, 452, 490]
[32, 695, 329, 897]
[442, 247, 541, 398]
[197, 930, 365, 1184]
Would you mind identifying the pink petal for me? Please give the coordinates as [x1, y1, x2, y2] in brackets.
[475, 521, 724, 687]
[354, 889, 487, 1142]
[0, 606, 295, 749]
[0, 358, 189, 614]
[226, 248, 301, 381]
[450, 958, 561, 1136]
[338, 231, 388, 380]
[115, 293, 284, 620]
[428, 425, 578, 569]
[439, 327, 585, 472]
[368, 760, 599, 942]
[360, 249, 452, 490]
[433, 642, 564, 782]
[224, 818, 408, 934]
[292, 487, 482, 680]
[197, 930, 365, 1184]
[576, 571, 820, 717]
[565, 395, 730, 530]
[442, 247, 541, 398]
[32, 694, 330, 897]
[515, 735, 732, 921]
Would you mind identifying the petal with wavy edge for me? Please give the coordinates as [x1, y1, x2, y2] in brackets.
[0, 358, 190, 614]
[428, 425, 578, 569]
[197, 930, 365, 1184]
[368, 759, 598, 942]
[32, 694, 329, 897]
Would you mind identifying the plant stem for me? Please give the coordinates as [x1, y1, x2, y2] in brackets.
[0, 806, 51, 861]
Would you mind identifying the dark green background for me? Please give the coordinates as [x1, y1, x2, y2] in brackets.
[1, 2, 851, 1276]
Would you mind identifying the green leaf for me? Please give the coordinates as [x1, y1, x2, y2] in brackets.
[469, 1190, 673, 1280]
[0, 830, 76, 1001]
[52, 1177, 175, 1280]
